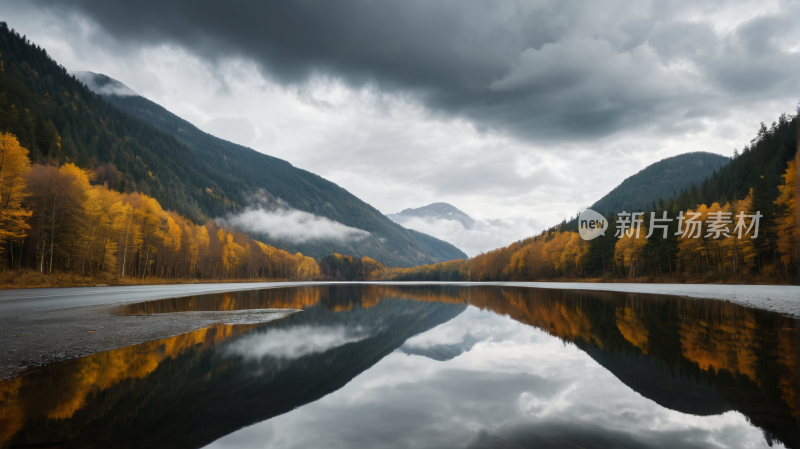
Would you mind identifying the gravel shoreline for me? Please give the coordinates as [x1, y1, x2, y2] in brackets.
[0, 303, 297, 381]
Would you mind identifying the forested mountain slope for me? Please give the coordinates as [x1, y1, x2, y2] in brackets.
[590, 152, 730, 215]
[0, 23, 466, 266]
[557, 115, 796, 281]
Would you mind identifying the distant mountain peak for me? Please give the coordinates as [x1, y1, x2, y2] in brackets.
[388, 202, 476, 230]
[73, 71, 138, 97]
[400, 333, 481, 362]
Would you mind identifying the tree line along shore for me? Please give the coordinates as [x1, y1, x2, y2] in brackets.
[1, 111, 798, 287]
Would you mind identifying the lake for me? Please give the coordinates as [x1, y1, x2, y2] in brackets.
[1, 285, 797, 448]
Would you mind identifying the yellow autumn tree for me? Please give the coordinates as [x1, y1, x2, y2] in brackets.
[135, 195, 165, 277]
[24, 163, 91, 273]
[194, 224, 210, 276]
[361, 256, 384, 280]
[505, 245, 530, 279]
[732, 193, 759, 271]
[702, 202, 733, 273]
[676, 204, 710, 273]
[76, 183, 124, 273]
[0, 132, 31, 263]
[774, 160, 796, 273]
[559, 232, 589, 276]
[117, 201, 137, 276]
[160, 215, 182, 277]
[217, 231, 246, 277]
[542, 232, 572, 273]
[297, 254, 321, 280]
[615, 223, 648, 278]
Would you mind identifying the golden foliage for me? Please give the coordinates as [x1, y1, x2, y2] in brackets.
[5, 141, 325, 281]
[0, 132, 32, 252]
[0, 128, 330, 281]
[615, 307, 649, 354]
[615, 223, 648, 278]
[297, 254, 321, 280]
[678, 311, 760, 383]
[775, 160, 796, 268]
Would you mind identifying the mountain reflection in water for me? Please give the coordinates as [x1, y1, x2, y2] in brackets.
[1, 285, 797, 449]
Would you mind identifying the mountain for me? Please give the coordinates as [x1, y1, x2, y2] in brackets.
[74, 71, 468, 266]
[589, 152, 730, 216]
[0, 23, 466, 267]
[387, 202, 476, 230]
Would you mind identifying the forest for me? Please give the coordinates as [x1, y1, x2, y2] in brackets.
[1, 111, 795, 287]
[0, 132, 321, 284]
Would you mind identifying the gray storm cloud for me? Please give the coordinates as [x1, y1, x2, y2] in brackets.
[3, 0, 796, 238]
[20, 0, 799, 145]
[218, 206, 371, 244]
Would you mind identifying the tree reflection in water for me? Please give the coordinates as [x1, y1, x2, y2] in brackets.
[1, 285, 797, 448]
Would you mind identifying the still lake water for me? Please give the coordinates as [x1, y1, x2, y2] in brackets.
[1, 285, 797, 448]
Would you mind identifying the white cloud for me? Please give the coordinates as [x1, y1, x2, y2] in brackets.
[218, 206, 370, 244]
[226, 325, 368, 360]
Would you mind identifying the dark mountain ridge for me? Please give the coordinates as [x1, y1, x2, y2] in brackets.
[590, 152, 730, 216]
[559, 151, 730, 233]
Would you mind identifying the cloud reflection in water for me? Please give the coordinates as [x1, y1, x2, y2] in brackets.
[226, 325, 369, 360]
[208, 307, 777, 449]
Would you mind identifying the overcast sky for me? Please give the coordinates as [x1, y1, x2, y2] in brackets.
[2, 0, 797, 255]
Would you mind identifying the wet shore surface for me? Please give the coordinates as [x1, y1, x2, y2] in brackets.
[0, 303, 297, 380]
[0, 282, 312, 318]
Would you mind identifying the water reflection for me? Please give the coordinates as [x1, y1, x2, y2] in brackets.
[1, 285, 797, 449]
